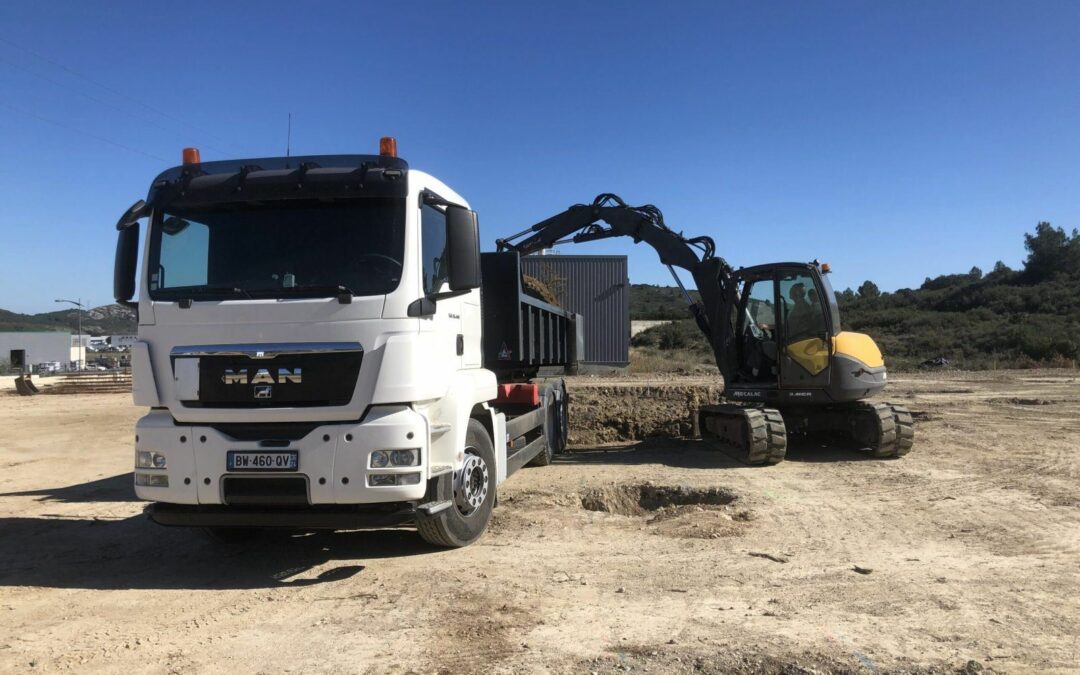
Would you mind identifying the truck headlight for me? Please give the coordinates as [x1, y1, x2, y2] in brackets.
[370, 451, 390, 468]
[390, 449, 419, 466]
[136, 450, 167, 469]
[368, 472, 421, 487]
[135, 473, 169, 487]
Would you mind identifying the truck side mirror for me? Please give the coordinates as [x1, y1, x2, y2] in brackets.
[114, 200, 149, 308]
[114, 224, 140, 307]
[446, 205, 481, 291]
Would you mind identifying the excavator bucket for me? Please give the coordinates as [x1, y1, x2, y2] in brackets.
[14, 375, 39, 396]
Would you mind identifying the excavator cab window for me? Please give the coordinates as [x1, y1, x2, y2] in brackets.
[778, 272, 829, 344]
[736, 278, 780, 383]
[735, 267, 834, 385]
[777, 271, 832, 380]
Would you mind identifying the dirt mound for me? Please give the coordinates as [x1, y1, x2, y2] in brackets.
[989, 397, 1059, 406]
[567, 381, 723, 444]
[522, 274, 560, 306]
[580, 483, 749, 539]
[581, 483, 737, 515]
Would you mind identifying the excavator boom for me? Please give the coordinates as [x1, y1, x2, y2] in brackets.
[498, 194, 739, 376]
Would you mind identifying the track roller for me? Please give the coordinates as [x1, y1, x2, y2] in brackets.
[699, 404, 787, 465]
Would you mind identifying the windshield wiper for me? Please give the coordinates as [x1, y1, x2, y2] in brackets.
[173, 287, 254, 307]
[276, 284, 355, 304]
[199, 286, 253, 298]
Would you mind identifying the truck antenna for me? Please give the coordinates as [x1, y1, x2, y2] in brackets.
[286, 113, 292, 158]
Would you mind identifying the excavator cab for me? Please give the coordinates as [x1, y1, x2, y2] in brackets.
[727, 261, 890, 405]
[731, 262, 838, 393]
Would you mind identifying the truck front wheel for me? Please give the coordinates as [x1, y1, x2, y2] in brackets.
[417, 418, 496, 548]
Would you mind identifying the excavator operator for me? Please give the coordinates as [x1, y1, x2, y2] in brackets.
[787, 283, 814, 339]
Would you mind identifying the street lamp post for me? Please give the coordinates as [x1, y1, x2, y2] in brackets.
[55, 298, 85, 370]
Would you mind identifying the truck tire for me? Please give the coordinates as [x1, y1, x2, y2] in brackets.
[417, 418, 496, 548]
[528, 382, 567, 466]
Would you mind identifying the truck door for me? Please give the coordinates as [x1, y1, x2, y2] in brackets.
[776, 269, 831, 389]
[420, 202, 464, 369]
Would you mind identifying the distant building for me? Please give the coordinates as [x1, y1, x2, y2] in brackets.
[0, 332, 72, 370]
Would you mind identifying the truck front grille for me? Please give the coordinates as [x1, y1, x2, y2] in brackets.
[187, 351, 363, 408]
[222, 476, 310, 506]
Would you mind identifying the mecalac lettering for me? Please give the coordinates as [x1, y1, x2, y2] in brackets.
[222, 367, 302, 385]
[730, 390, 763, 399]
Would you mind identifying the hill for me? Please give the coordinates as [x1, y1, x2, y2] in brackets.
[630, 284, 700, 320]
[632, 221, 1080, 370]
[0, 304, 136, 336]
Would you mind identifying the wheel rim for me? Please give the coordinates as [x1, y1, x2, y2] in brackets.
[454, 447, 489, 517]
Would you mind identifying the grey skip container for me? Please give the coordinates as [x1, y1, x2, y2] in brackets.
[521, 255, 629, 367]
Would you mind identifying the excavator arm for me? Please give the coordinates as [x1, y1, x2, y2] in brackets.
[497, 194, 740, 378]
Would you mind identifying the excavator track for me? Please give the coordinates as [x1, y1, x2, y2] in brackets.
[699, 404, 787, 465]
[888, 404, 915, 457]
[844, 402, 914, 458]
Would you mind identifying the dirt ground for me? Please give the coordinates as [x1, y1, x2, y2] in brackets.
[1, 370, 1078, 674]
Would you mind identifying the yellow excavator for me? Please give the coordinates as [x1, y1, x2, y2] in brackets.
[498, 194, 913, 465]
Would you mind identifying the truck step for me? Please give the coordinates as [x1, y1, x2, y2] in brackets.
[416, 500, 452, 516]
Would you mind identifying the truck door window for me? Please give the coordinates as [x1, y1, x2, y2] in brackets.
[153, 217, 209, 289]
[421, 203, 449, 295]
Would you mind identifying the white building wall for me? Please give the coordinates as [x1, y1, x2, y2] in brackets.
[0, 332, 73, 367]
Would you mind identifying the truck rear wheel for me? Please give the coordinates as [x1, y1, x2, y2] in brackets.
[528, 382, 567, 467]
[417, 419, 496, 548]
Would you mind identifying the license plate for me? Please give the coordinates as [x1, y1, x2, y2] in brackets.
[227, 451, 298, 472]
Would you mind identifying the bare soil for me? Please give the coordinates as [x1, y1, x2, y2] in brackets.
[1, 370, 1078, 674]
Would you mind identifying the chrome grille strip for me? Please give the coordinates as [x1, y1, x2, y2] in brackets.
[170, 342, 363, 359]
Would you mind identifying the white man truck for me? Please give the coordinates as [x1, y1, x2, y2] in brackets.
[113, 139, 575, 547]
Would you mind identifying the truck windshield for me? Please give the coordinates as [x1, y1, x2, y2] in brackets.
[147, 198, 405, 300]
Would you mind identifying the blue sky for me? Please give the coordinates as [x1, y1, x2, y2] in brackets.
[1, 1, 1078, 313]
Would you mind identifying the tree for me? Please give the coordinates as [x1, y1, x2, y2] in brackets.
[836, 288, 858, 306]
[992, 260, 1011, 275]
[1023, 221, 1080, 281]
[969, 266, 983, 280]
[857, 280, 880, 300]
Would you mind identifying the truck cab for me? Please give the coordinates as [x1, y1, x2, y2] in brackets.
[114, 141, 569, 547]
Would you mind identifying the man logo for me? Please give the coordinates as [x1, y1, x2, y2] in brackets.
[223, 369, 248, 385]
[222, 367, 302, 385]
[254, 385, 273, 399]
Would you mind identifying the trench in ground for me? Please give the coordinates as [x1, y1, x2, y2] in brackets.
[580, 483, 738, 517]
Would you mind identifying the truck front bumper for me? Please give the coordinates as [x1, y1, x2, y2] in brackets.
[134, 406, 433, 507]
[146, 499, 452, 529]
